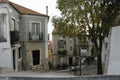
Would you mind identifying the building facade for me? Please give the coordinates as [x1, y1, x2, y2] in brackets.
[52, 32, 75, 69]
[52, 28, 94, 70]
[0, 0, 49, 72]
[100, 12, 120, 74]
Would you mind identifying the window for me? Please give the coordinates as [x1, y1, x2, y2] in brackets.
[58, 40, 66, 50]
[1, 14, 6, 22]
[81, 48, 87, 55]
[70, 46, 72, 51]
[0, 13, 7, 42]
[30, 22, 41, 40]
[16, 21, 19, 31]
[69, 38, 72, 42]
[11, 18, 15, 31]
[10, 19, 19, 31]
[32, 23, 40, 35]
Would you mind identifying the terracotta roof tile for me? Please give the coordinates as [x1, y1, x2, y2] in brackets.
[0, 0, 49, 17]
[9, 2, 49, 17]
[0, 0, 8, 2]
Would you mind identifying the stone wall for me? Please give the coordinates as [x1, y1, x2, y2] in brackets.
[0, 75, 120, 80]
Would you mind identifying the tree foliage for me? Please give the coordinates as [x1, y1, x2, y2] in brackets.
[52, 0, 120, 74]
[52, 16, 80, 36]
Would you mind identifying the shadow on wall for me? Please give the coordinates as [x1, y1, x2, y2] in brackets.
[0, 13, 7, 42]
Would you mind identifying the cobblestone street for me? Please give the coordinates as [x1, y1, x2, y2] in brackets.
[0, 65, 97, 77]
[0, 71, 75, 77]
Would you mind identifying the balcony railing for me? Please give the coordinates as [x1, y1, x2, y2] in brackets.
[29, 32, 43, 41]
[10, 31, 19, 44]
[58, 49, 67, 56]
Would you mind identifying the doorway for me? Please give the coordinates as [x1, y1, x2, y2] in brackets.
[32, 50, 40, 66]
[13, 50, 16, 70]
[69, 57, 73, 66]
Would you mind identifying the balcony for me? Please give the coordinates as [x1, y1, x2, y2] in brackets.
[10, 31, 19, 44]
[58, 49, 67, 56]
[29, 32, 43, 41]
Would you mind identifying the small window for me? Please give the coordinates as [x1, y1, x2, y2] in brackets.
[30, 22, 41, 40]
[11, 18, 15, 31]
[58, 40, 66, 49]
[16, 21, 19, 31]
[1, 14, 6, 22]
[70, 46, 72, 51]
[31, 23, 41, 35]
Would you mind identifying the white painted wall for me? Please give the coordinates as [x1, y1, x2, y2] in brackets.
[0, 8, 12, 71]
[66, 37, 74, 56]
[107, 26, 120, 75]
[45, 18, 48, 59]
[0, 48, 12, 68]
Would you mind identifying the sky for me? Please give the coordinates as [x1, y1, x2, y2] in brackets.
[9, 0, 61, 39]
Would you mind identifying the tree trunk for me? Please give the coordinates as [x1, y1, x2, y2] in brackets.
[93, 41, 103, 75]
[97, 37, 103, 75]
[97, 54, 103, 74]
[89, 28, 103, 75]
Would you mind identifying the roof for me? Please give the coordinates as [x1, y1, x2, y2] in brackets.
[0, 0, 49, 17]
[0, 0, 8, 2]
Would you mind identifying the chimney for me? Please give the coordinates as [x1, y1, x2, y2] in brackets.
[46, 6, 48, 15]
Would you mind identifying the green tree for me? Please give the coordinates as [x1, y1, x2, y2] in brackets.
[52, 0, 120, 74]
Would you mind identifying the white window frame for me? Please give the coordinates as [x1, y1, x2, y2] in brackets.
[11, 18, 15, 31]
[30, 21, 42, 40]
[16, 20, 20, 31]
[30, 21, 41, 33]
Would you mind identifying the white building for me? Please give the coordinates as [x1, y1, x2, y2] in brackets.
[106, 26, 120, 75]
[0, 2, 13, 72]
[0, 0, 49, 73]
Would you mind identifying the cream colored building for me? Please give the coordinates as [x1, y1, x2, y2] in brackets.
[52, 31, 75, 69]
[52, 28, 95, 70]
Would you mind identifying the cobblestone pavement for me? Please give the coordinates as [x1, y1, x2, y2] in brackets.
[81, 65, 97, 75]
[0, 71, 75, 77]
[0, 65, 97, 77]
[72, 65, 97, 76]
